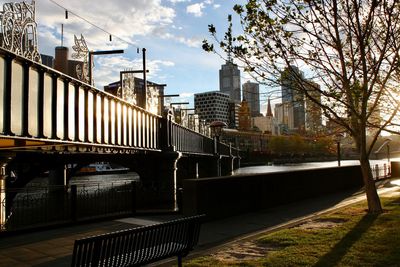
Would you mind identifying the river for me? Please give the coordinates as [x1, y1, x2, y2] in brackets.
[234, 159, 397, 175]
[25, 158, 397, 189]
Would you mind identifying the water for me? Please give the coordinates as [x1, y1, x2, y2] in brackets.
[69, 172, 140, 188]
[25, 158, 397, 188]
[25, 172, 140, 190]
[234, 159, 396, 175]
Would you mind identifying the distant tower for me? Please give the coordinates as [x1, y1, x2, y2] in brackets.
[266, 98, 273, 117]
[305, 81, 322, 134]
[281, 66, 306, 132]
[219, 61, 241, 103]
[242, 81, 261, 117]
[220, 15, 241, 103]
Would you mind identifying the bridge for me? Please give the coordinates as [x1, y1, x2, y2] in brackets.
[0, 47, 240, 229]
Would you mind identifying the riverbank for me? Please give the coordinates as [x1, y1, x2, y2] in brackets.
[185, 188, 400, 266]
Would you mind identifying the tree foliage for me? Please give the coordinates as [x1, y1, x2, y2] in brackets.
[204, 0, 400, 213]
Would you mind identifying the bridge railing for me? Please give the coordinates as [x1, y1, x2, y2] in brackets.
[0, 47, 240, 156]
[372, 163, 391, 180]
[0, 48, 160, 151]
[167, 119, 240, 156]
[168, 121, 214, 154]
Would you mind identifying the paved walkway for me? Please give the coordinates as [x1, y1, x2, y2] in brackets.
[0, 178, 399, 267]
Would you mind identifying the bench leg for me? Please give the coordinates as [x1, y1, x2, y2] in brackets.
[177, 255, 182, 267]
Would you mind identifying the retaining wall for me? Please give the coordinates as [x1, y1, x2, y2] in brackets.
[183, 166, 364, 219]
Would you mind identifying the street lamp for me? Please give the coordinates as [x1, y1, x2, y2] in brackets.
[210, 121, 227, 154]
[335, 133, 343, 167]
[385, 138, 392, 175]
[210, 121, 227, 177]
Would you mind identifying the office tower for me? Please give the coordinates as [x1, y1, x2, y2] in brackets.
[242, 81, 261, 117]
[281, 66, 306, 132]
[219, 61, 241, 102]
[305, 81, 322, 133]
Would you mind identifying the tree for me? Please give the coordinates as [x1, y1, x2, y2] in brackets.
[203, 0, 400, 213]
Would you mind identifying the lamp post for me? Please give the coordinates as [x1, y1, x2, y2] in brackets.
[385, 138, 392, 175]
[88, 49, 124, 86]
[210, 121, 227, 176]
[335, 133, 343, 167]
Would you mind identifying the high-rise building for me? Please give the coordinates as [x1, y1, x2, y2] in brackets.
[228, 102, 240, 129]
[242, 81, 261, 117]
[305, 81, 322, 134]
[219, 61, 241, 102]
[194, 91, 230, 124]
[281, 66, 306, 132]
[238, 100, 252, 131]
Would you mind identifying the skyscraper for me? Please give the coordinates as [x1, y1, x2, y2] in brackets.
[242, 81, 261, 117]
[281, 66, 306, 132]
[219, 61, 241, 102]
[305, 81, 322, 133]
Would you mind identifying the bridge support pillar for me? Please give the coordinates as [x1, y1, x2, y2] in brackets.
[196, 156, 220, 178]
[160, 151, 182, 211]
[0, 154, 14, 229]
[233, 156, 241, 170]
[48, 165, 67, 217]
[137, 151, 182, 211]
[221, 156, 235, 176]
[177, 157, 199, 181]
[48, 165, 67, 187]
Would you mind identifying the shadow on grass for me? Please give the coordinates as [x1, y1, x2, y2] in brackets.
[313, 213, 379, 267]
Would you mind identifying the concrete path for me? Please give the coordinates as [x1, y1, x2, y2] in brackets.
[0, 178, 399, 267]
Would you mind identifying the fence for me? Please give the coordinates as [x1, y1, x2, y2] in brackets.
[1, 182, 136, 232]
[372, 163, 391, 180]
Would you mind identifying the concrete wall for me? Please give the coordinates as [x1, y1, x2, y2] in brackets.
[183, 166, 363, 219]
[391, 161, 400, 177]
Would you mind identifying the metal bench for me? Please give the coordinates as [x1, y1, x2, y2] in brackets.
[71, 215, 205, 267]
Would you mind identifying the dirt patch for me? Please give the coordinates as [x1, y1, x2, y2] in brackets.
[296, 218, 347, 230]
[211, 241, 274, 262]
[206, 217, 349, 262]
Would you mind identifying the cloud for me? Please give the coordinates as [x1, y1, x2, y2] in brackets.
[33, 0, 176, 54]
[93, 55, 175, 87]
[152, 30, 202, 48]
[213, 4, 221, 9]
[186, 3, 205, 17]
[168, 0, 191, 3]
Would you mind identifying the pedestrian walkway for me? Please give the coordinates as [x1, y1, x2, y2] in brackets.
[0, 178, 399, 267]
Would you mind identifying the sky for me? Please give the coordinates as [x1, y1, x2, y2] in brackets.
[0, 0, 277, 111]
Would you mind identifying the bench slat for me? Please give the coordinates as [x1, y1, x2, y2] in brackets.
[71, 215, 205, 267]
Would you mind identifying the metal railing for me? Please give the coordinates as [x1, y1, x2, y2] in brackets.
[0, 47, 238, 157]
[170, 122, 214, 154]
[1, 182, 135, 231]
[372, 164, 391, 180]
[0, 48, 159, 151]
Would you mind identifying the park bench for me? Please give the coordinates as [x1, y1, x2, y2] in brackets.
[71, 214, 205, 267]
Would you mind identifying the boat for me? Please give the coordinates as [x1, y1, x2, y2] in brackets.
[77, 162, 129, 175]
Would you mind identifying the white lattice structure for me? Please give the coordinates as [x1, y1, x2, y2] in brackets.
[71, 34, 90, 84]
[0, 0, 40, 62]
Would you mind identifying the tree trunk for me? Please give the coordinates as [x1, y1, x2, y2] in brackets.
[359, 154, 383, 214]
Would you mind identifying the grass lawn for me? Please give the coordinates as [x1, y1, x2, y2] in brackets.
[186, 196, 400, 266]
